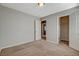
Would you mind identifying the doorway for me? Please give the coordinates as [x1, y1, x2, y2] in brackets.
[59, 15, 69, 46]
[41, 20, 46, 40]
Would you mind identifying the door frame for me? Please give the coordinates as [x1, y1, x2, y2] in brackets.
[57, 15, 70, 44]
[34, 20, 41, 40]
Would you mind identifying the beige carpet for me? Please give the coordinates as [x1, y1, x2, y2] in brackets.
[0, 40, 79, 56]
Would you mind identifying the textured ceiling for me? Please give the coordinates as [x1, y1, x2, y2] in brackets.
[1, 3, 79, 17]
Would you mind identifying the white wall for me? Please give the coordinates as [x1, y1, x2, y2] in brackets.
[46, 15, 58, 44]
[44, 6, 79, 50]
[69, 11, 79, 51]
[0, 6, 39, 49]
[35, 20, 41, 40]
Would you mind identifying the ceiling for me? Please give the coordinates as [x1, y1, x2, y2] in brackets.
[0, 3, 79, 17]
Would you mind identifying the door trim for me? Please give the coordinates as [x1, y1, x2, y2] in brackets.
[57, 15, 69, 44]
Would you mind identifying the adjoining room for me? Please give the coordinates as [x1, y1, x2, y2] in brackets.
[59, 15, 69, 46]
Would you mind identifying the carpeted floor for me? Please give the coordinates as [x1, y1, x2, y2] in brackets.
[0, 40, 79, 56]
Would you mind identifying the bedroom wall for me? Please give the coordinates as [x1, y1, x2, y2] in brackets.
[0, 5, 39, 49]
[69, 10, 79, 51]
[44, 6, 79, 50]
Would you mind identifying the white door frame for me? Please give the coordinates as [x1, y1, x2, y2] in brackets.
[57, 15, 70, 44]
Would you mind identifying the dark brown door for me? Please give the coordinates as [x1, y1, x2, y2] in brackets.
[41, 20, 46, 40]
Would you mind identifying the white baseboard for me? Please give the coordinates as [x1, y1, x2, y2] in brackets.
[47, 40, 58, 45]
[69, 45, 79, 51]
[36, 39, 41, 40]
[0, 40, 34, 50]
[69, 46, 79, 52]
